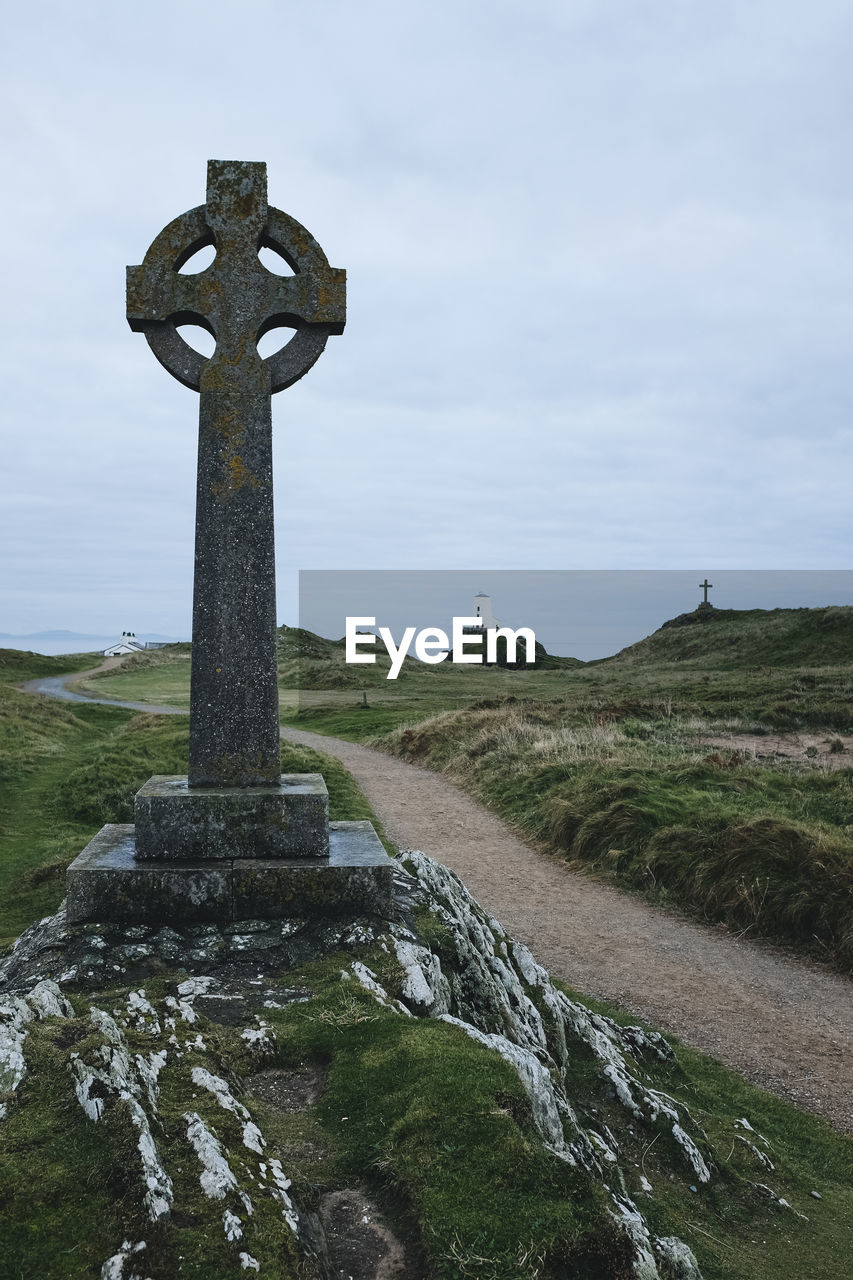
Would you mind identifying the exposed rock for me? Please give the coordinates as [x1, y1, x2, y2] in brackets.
[99, 1239, 151, 1280]
[654, 1237, 703, 1279]
[0, 849, 721, 1277]
[0, 979, 73, 1097]
[68, 1005, 173, 1220]
[184, 1111, 242, 1201]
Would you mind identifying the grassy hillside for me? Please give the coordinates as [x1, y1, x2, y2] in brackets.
[1, 661, 852, 1277]
[0, 650, 386, 947]
[607, 605, 853, 670]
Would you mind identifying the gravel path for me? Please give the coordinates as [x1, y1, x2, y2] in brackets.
[283, 725, 853, 1134]
[20, 660, 187, 716]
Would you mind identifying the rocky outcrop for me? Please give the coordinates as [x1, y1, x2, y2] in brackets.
[0, 849, 769, 1278]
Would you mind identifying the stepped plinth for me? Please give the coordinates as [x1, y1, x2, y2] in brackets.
[67, 768, 394, 926]
[66, 808, 393, 926]
[134, 774, 330, 860]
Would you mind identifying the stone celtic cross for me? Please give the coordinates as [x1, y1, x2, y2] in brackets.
[127, 161, 345, 788]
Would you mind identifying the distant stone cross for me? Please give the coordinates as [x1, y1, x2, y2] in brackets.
[699, 578, 713, 605]
[127, 161, 345, 788]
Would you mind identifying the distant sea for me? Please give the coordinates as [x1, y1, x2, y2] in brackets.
[0, 633, 186, 657]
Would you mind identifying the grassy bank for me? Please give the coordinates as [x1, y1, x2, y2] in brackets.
[380, 705, 853, 969]
[0, 651, 136, 942]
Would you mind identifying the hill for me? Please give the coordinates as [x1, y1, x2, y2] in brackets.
[603, 605, 853, 669]
[0, 648, 99, 679]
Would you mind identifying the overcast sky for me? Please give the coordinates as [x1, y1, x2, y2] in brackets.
[1, 1, 852, 639]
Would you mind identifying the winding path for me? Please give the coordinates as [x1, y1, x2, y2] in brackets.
[20, 659, 186, 716]
[20, 668, 853, 1133]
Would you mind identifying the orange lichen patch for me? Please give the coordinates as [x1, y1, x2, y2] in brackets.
[213, 408, 245, 448]
[211, 453, 259, 497]
[222, 338, 249, 367]
[228, 454, 259, 491]
[197, 273, 225, 306]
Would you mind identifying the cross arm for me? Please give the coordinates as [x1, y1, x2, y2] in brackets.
[257, 267, 346, 337]
[126, 206, 213, 331]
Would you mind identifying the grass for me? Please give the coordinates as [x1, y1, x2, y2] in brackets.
[610, 604, 853, 670]
[2, 643, 853, 1277]
[77, 643, 193, 707]
[262, 960, 630, 1280]
[0, 1014, 142, 1279]
[0, 652, 140, 943]
[381, 707, 853, 969]
[7, 950, 850, 1280]
[551, 983, 853, 1280]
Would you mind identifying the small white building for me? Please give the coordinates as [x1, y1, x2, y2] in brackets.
[104, 631, 145, 657]
[472, 593, 500, 629]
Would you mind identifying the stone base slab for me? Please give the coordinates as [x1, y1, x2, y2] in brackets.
[134, 773, 329, 860]
[66, 821, 394, 925]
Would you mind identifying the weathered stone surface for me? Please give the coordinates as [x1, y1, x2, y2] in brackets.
[134, 774, 329, 861]
[66, 827, 231, 925]
[233, 823, 394, 919]
[65, 822, 393, 926]
[127, 160, 346, 789]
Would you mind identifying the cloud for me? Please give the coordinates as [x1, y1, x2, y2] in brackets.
[1, 1, 852, 633]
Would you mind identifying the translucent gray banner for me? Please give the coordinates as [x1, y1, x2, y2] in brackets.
[298, 569, 853, 666]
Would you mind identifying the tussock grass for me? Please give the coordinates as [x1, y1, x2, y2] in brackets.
[55, 714, 190, 824]
[381, 708, 853, 969]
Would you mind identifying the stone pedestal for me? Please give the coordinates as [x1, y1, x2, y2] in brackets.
[66, 821, 393, 925]
[65, 772, 395, 927]
[135, 774, 329, 860]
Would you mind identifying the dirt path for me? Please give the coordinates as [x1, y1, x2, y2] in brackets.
[699, 728, 853, 771]
[19, 658, 187, 716]
[282, 725, 853, 1134]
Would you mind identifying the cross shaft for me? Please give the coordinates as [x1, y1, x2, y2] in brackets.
[127, 161, 345, 787]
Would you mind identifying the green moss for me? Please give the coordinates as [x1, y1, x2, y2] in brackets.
[263, 984, 626, 1279]
[0, 1018, 151, 1279]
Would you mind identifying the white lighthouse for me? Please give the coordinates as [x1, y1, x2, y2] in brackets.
[472, 593, 499, 629]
